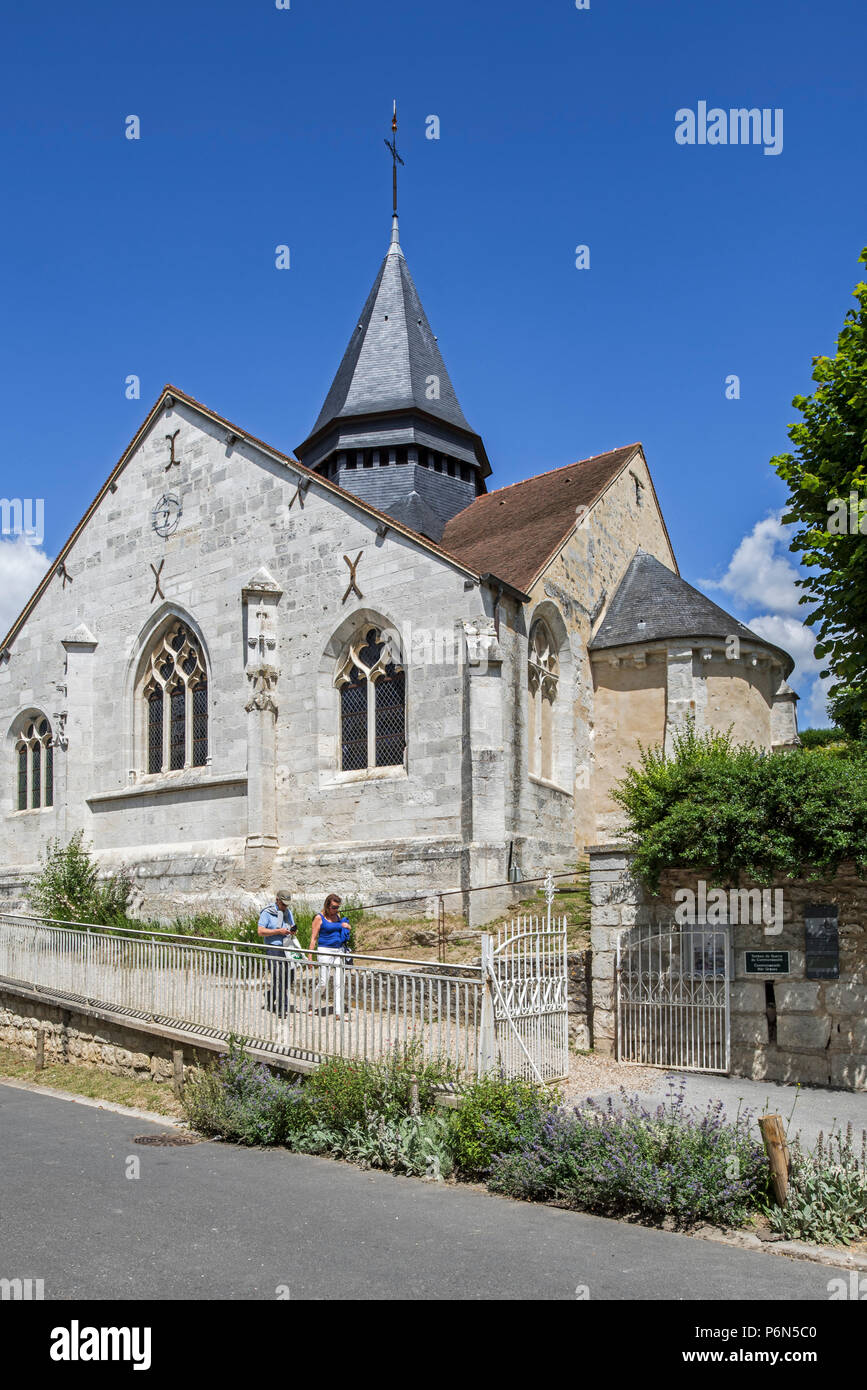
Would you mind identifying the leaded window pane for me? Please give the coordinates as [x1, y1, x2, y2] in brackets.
[31, 741, 41, 809]
[170, 686, 186, 770]
[17, 745, 27, 810]
[148, 691, 163, 774]
[375, 666, 406, 767]
[192, 682, 208, 767]
[45, 741, 54, 807]
[341, 670, 368, 771]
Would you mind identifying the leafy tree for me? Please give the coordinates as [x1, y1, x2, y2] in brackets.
[772, 249, 867, 740]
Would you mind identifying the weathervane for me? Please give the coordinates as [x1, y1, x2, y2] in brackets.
[384, 100, 404, 216]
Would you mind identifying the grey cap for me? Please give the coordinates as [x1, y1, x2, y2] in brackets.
[275, 889, 292, 904]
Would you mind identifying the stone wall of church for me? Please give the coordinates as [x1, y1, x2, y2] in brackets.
[0, 398, 509, 922]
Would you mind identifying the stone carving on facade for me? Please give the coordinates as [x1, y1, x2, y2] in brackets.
[245, 664, 279, 714]
[51, 709, 69, 749]
[463, 617, 502, 668]
[243, 569, 283, 715]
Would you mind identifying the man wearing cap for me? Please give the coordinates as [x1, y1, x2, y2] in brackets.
[258, 890, 296, 1017]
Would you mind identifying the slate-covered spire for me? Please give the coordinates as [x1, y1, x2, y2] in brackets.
[296, 149, 491, 542]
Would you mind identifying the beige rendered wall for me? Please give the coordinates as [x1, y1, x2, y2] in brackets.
[591, 658, 667, 836]
[520, 448, 676, 856]
[704, 657, 774, 748]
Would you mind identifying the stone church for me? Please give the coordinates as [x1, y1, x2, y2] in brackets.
[0, 208, 799, 923]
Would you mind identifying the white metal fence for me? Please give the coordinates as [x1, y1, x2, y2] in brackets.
[616, 923, 731, 1074]
[0, 899, 569, 1082]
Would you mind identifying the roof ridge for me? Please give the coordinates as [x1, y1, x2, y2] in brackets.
[479, 444, 642, 498]
[0, 384, 491, 655]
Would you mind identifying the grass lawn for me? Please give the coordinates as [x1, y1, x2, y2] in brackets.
[0, 1046, 183, 1117]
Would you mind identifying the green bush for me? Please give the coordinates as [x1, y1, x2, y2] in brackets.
[299, 1040, 459, 1132]
[768, 1126, 867, 1246]
[449, 1075, 553, 1178]
[612, 722, 867, 891]
[797, 727, 849, 750]
[29, 832, 133, 925]
[184, 1039, 459, 1155]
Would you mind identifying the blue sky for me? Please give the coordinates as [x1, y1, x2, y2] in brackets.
[1, 0, 865, 724]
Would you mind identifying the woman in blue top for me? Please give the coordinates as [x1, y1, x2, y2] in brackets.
[309, 893, 351, 1020]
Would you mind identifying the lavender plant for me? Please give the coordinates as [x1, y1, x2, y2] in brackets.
[487, 1077, 768, 1228]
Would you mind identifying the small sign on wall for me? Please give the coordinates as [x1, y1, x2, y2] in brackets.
[744, 951, 790, 975]
[805, 905, 840, 980]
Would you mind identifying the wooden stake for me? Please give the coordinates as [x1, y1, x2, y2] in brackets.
[410, 1074, 420, 1117]
[759, 1113, 790, 1206]
[35, 1028, 45, 1071]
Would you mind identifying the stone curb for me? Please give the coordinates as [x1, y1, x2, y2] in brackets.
[691, 1222, 867, 1272]
[0, 1076, 188, 1129]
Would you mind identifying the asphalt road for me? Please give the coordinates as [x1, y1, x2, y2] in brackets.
[0, 1083, 851, 1301]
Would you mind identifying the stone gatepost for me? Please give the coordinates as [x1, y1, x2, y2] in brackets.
[462, 617, 507, 927]
[242, 570, 282, 891]
[588, 843, 646, 1054]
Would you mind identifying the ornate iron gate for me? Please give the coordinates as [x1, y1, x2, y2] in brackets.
[481, 877, 569, 1083]
[616, 924, 731, 1074]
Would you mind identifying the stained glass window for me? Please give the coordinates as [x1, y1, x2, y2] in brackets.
[148, 691, 163, 774]
[170, 685, 186, 770]
[375, 666, 406, 767]
[17, 744, 27, 810]
[192, 682, 208, 767]
[31, 740, 41, 808]
[336, 629, 405, 773]
[142, 623, 207, 774]
[341, 668, 368, 771]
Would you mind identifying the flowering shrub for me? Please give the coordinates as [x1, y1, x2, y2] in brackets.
[183, 1038, 459, 1153]
[486, 1079, 768, 1228]
[181, 1039, 304, 1146]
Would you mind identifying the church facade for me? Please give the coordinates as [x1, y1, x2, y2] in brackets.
[0, 214, 799, 923]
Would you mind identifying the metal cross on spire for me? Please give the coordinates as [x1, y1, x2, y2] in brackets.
[383, 100, 404, 217]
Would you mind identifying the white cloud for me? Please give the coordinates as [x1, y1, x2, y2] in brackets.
[702, 511, 803, 617]
[700, 514, 833, 728]
[747, 613, 830, 725]
[0, 538, 52, 638]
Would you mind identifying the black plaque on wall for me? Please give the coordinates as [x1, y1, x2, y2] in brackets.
[804, 904, 840, 979]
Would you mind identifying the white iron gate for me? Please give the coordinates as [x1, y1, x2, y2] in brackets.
[616, 923, 731, 1073]
[481, 879, 569, 1083]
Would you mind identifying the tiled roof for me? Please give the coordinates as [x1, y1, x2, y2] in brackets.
[588, 549, 795, 674]
[440, 445, 640, 593]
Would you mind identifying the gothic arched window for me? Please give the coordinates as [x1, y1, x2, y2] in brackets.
[15, 716, 53, 811]
[528, 620, 559, 782]
[335, 627, 406, 772]
[141, 623, 208, 774]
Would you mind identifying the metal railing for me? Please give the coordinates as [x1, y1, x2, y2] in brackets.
[0, 913, 483, 1073]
